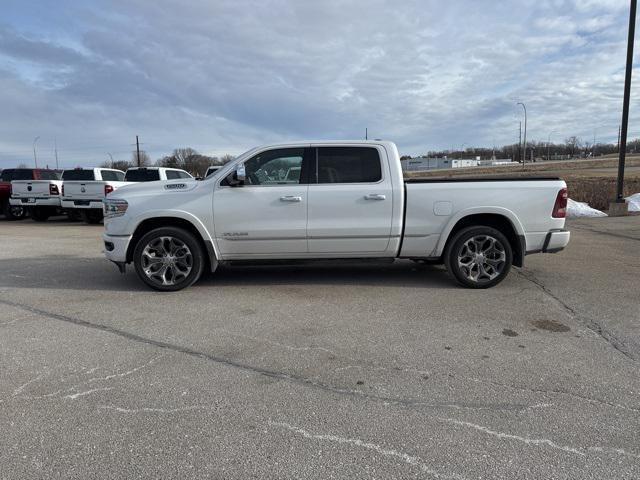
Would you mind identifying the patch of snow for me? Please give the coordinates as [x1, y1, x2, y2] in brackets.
[626, 193, 640, 212]
[566, 199, 607, 218]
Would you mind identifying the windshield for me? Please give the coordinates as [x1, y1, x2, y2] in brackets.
[62, 170, 95, 181]
[125, 169, 161, 182]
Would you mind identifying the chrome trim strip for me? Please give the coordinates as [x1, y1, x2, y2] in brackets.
[220, 234, 401, 242]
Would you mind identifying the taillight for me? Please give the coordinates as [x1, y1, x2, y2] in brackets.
[104, 184, 114, 196]
[61, 184, 65, 196]
[50, 184, 59, 195]
[552, 187, 568, 218]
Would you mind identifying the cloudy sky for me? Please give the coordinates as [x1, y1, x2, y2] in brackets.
[0, 0, 636, 168]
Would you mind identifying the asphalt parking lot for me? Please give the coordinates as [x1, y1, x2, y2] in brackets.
[1, 217, 639, 479]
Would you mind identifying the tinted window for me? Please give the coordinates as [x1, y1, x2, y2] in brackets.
[1, 169, 16, 181]
[38, 170, 61, 180]
[62, 170, 96, 181]
[316, 147, 381, 183]
[101, 170, 124, 181]
[243, 148, 305, 185]
[124, 169, 160, 182]
[178, 171, 191, 179]
[166, 170, 181, 180]
[3, 169, 36, 181]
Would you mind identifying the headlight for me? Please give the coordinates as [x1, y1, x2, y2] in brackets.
[103, 199, 128, 218]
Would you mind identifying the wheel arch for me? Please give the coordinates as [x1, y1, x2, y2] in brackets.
[126, 213, 218, 272]
[436, 208, 525, 267]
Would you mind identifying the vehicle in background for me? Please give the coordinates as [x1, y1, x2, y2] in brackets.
[124, 167, 193, 182]
[103, 141, 570, 291]
[61, 168, 127, 224]
[204, 165, 223, 178]
[8, 169, 63, 221]
[1, 169, 60, 220]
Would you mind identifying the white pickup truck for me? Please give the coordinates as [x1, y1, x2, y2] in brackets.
[61, 168, 127, 223]
[103, 141, 570, 291]
[10, 170, 64, 221]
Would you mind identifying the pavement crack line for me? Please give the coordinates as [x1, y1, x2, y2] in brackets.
[438, 418, 640, 460]
[516, 269, 636, 361]
[268, 420, 469, 480]
[0, 298, 540, 413]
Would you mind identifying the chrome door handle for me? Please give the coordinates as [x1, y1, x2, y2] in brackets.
[280, 195, 302, 202]
[364, 194, 386, 201]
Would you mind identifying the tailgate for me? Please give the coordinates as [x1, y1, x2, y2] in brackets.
[11, 180, 56, 197]
[63, 181, 106, 200]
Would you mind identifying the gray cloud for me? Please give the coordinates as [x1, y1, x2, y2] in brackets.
[0, 0, 637, 168]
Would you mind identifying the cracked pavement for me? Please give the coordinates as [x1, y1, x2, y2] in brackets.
[0, 217, 639, 479]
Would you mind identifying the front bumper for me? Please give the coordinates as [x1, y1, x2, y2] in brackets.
[10, 197, 61, 207]
[103, 233, 132, 264]
[62, 199, 104, 210]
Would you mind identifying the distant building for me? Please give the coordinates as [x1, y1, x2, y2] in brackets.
[401, 156, 516, 171]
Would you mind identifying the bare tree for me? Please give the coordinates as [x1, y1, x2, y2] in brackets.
[131, 150, 151, 167]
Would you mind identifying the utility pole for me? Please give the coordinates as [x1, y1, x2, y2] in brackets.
[54, 137, 59, 170]
[517, 103, 527, 171]
[136, 135, 141, 167]
[33, 136, 40, 169]
[365, 128, 368, 140]
[518, 122, 522, 164]
[614, 0, 636, 213]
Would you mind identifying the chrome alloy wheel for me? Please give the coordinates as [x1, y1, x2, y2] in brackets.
[141, 236, 193, 286]
[457, 235, 506, 283]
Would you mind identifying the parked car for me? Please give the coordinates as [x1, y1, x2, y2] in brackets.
[124, 167, 193, 182]
[61, 168, 127, 224]
[8, 169, 63, 221]
[1, 168, 58, 220]
[103, 141, 570, 291]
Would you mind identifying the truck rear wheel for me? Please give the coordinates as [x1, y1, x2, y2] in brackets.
[30, 207, 50, 222]
[444, 226, 512, 289]
[133, 227, 205, 292]
[3, 202, 27, 220]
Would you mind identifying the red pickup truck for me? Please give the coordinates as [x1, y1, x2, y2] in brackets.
[0, 168, 61, 220]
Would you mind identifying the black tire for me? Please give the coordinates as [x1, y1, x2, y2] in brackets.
[133, 227, 205, 292]
[3, 201, 27, 220]
[81, 209, 103, 224]
[30, 207, 50, 222]
[444, 226, 513, 289]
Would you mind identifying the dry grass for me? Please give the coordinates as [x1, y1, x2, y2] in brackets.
[565, 177, 640, 211]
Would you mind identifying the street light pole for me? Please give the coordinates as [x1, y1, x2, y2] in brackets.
[517, 103, 527, 170]
[33, 136, 40, 169]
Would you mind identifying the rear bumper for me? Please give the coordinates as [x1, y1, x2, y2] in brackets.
[526, 229, 570, 255]
[103, 233, 131, 264]
[62, 199, 103, 210]
[10, 197, 61, 207]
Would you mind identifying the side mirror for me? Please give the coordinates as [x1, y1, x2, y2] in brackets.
[236, 165, 246, 182]
[226, 164, 246, 187]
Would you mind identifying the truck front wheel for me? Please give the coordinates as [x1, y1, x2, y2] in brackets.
[133, 227, 205, 292]
[444, 226, 513, 289]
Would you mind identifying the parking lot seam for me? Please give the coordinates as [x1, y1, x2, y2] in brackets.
[0, 298, 550, 413]
[516, 270, 636, 361]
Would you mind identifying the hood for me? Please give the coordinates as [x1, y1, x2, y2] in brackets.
[110, 178, 198, 199]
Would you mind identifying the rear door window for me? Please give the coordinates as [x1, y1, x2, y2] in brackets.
[166, 170, 181, 180]
[315, 147, 382, 184]
[124, 169, 160, 182]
